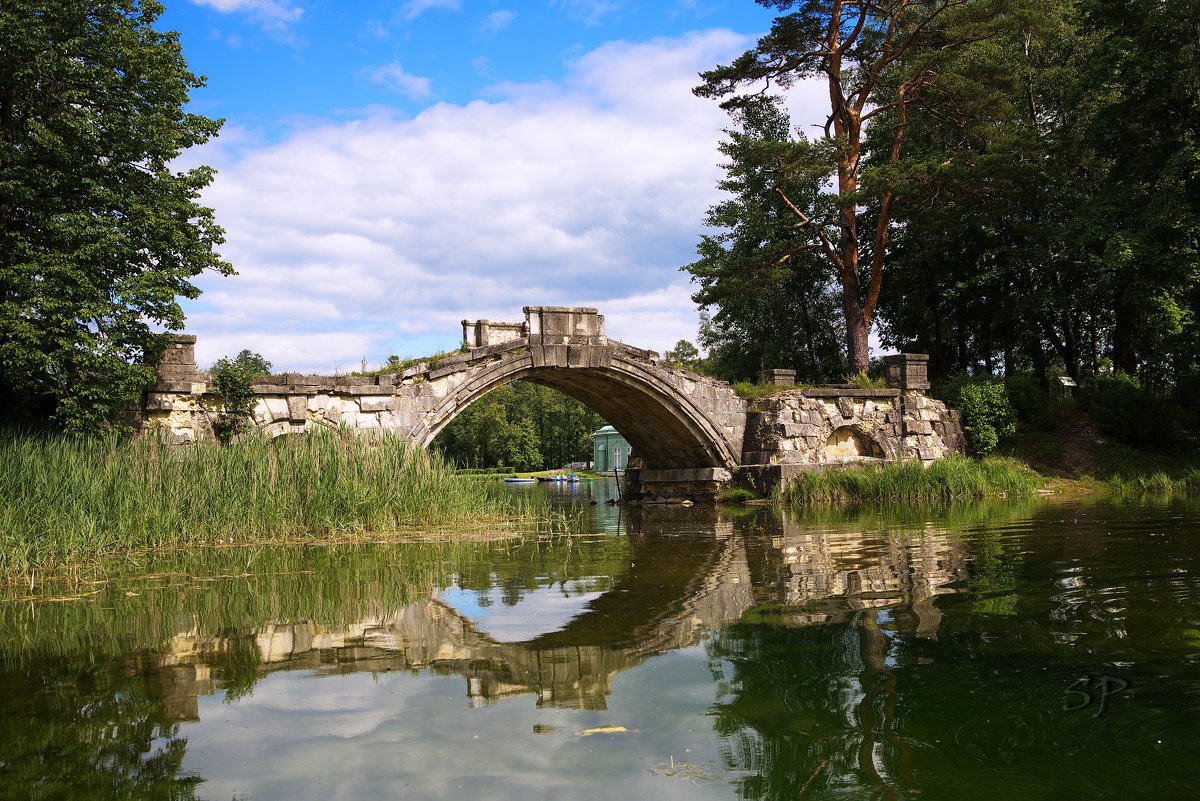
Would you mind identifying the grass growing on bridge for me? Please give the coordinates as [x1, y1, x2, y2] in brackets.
[0, 429, 546, 575]
[780, 455, 1042, 505]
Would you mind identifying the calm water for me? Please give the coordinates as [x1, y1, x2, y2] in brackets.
[2, 481, 1199, 800]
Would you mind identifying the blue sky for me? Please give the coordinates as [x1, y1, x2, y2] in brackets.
[160, 0, 828, 371]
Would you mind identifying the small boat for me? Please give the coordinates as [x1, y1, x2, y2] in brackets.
[503, 477, 537, 483]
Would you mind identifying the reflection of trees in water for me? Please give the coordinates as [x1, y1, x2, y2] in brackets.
[15, 496, 1183, 800]
[0, 660, 202, 800]
[706, 497, 1200, 801]
[709, 516, 969, 801]
[711, 618, 912, 800]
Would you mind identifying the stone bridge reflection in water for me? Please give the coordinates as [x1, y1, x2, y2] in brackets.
[8, 495, 1200, 800]
[143, 505, 968, 719]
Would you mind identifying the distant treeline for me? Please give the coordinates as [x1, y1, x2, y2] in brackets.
[431, 381, 604, 472]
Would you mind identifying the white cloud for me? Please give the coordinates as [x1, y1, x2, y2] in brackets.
[186, 30, 829, 372]
[399, 0, 460, 21]
[480, 10, 516, 36]
[362, 62, 433, 98]
[552, 0, 622, 25]
[189, 0, 303, 27]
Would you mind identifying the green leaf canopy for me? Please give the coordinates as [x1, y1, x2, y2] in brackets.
[0, 0, 231, 433]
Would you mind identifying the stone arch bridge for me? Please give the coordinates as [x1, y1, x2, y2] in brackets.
[138, 306, 964, 498]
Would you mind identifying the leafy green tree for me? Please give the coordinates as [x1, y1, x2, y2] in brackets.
[499, 417, 542, 472]
[1076, 0, 1199, 380]
[695, 0, 1002, 374]
[209, 350, 271, 442]
[687, 99, 846, 383]
[872, 0, 1198, 395]
[0, 0, 229, 434]
[663, 339, 703, 370]
[869, 0, 1112, 382]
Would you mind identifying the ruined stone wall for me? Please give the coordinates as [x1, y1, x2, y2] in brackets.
[742, 388, 964, 466]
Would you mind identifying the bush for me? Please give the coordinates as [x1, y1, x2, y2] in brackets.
[846, 370, 887, 389]
[1078, 372, 1180, 449]
[720, 487, 760, 503]
[210, 350, 271, 442]
[957, 381, 1018, 455]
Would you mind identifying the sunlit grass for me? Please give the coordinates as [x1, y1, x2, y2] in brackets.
[1100, 468, 1200, 493]
[779, 455, 1042, 505]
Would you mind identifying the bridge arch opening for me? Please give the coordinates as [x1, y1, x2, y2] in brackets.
[420, 361, 737, 472]
[430, 381, 605, 471]
[822, 425, 887, 463]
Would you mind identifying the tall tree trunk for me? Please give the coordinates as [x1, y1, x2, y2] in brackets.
[1112, 295, 1137, 374]
[843, 290, 871, 374]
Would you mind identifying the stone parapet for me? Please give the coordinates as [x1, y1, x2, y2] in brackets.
[155, 334, 199, 381]
[883, 353, 930, 390]
[757, 369, 796, 386]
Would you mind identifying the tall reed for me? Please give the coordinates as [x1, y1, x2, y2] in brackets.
[779, 455, 1042, 505]
[0, 429, 542, 573]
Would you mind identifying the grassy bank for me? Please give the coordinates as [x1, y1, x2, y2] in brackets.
[0, 430, 546, 575]
[779, 455, 1042, 505]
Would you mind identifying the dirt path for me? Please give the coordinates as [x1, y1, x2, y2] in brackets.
[1053, 406, 1103, 479]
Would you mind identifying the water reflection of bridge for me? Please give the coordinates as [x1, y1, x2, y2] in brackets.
[146, 509, 967, 719]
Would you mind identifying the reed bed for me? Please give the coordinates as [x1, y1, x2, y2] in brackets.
[780, 455, 1042, 505]
[0, 430, 544, 574]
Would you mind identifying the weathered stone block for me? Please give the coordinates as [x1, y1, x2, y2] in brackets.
[909, 420, 933, 436]
[525, 306, 604, 343]
[359, 396, 395, 413]
[883, 353, 930, 390]
[757, 368, 796, 386]
[287, 395, 308, 423]
[261, 397, 289, 422]
[157, 363, 198, 380]
[401, 363, 429, 379]
[746, 411, 776, 426]
[144, 393, 177, 411]
[428, 364, 463, 381]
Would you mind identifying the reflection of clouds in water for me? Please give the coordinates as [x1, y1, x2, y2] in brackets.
[183, 648, 733, 801]
[439, 584, 606, 642]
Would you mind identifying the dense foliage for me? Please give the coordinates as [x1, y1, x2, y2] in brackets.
[0, 0, 228, 434]
[688, 100, 846, 383]
[688, 0, 1199, 417]
[694, 0, 1006, 374]
[209, 350, 272, 442]
[431, 382, 605, 471]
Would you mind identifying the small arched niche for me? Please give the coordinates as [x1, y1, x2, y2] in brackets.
[822, 426, 886, 462]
